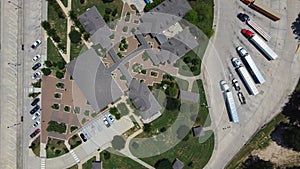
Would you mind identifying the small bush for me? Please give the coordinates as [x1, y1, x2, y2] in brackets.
[69, 30, 82, 43]
[55, 71, 64, 79]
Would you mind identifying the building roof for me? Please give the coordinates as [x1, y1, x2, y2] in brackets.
[128, 79, 162, 123]
[90, 26, 113, 49]
[157, 28, 198, 64]
[192, 126, 203, 137]
[92, 161, 102, 169]
[66, 48, 123, 112]
[172, 158, 184, 169]
[139, 0, 191, 35]
[78, 6, 106, 35]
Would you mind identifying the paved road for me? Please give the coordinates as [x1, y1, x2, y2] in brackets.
[202, 0, 300, 168]
[0, 0, 24, 168]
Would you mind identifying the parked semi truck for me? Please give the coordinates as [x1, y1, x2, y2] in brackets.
[237, 13, 271, 41]
[241, 29, 278, 60]
[240, 0, 281, 21]
[236, 46, 265, 84]
[220, 80, 239, 123]
[232, 57, 259, 95]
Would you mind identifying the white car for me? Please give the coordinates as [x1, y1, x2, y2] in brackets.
[32, 120, 40, 128]
[32, 71, 41, 79]
[108, 114, 115, 123]
[103, 117, 110, 127]
[31, 40, 42, 49]
[32, 54, 41, 62]
[32, 111, 41, 121]
[231, 57, 242, 68]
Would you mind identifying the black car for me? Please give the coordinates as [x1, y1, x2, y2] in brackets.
[80, 133, 87, 142]
[30, 105, 40, 115]
[237, 92, 246, 105]
[31, 98, 40, 106]
[32, 63, 41, 71]
[237, 13, 249, 22]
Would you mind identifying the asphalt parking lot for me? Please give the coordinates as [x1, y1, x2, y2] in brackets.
[202, 0, 300, 169]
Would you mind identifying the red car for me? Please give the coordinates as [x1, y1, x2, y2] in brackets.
[30, 129, 40, 138]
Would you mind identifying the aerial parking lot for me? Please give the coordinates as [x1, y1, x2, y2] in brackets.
[202, 0, 300, 168]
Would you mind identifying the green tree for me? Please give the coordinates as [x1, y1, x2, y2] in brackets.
[242, 156, 273, 169]
[52, 35, 61, 43]
[143, 124, 151, 133]
[112, 8, 118, 17]
[41, 20, 51, 30]
[55, 71, 64, 79]
[69, 10, 77, 21]
[69, 29, 81, 43]
[103, 14, 110, 22]
[41, 68, 52, 76]
[105, 8, 112, 14]
[57, 61, 65, 70]
[45, 60, 52, 67]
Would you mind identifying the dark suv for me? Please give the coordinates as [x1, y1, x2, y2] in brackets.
[32, 63, 41, 71]
[80, 133, 87, 142]
[30, 105, 40, 114]
[31, 98, 40, 106]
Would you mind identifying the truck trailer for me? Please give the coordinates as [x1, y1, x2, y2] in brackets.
[236, 46, 265, 84]
[241, 29, 278, 60]
[232, 57, 259, 95]
[237, 13, 271, 41]
[240, 0, 281, 21]
[221, 80, 239, 123]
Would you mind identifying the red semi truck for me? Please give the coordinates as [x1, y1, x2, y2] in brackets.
[241, 29, 278, 60]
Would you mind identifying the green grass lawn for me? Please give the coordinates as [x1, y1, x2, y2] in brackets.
[100, 148, 147, 169]
[30, 136, 40, 157]
[191, 80, 211, 127]
[117, 102, 129, 116]
[141, 132, 215, 169]
[48, 2, 67, 53]
[46, 138, 69, 158]
[82, 156, 96, 169]
[175, 77, 189, 91]
[70, 41, 87, 61]
[47, 38, 66, 64]
[72, 0, 123, 21]
[60, 0, 68, 7]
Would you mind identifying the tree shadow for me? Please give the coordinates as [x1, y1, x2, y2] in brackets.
[291, 13, 300, 40]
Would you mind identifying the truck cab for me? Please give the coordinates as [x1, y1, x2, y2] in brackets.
[236, 46, 248, 57]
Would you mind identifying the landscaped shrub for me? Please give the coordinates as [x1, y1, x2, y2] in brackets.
[64, 106, 70, 112]
[57, 61, 65, 70]
[45, 60, 53, 67]
[41, 20, 51, 30]
[51, 103, 60, 110]
[46, 121, 67, 134]
[55, 71, 64, 79]
[69, 30, 81, 43]
[56, 82, 64, 89]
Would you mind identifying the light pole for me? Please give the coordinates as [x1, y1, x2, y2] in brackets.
[8, 63, 21, 66]
[8, 0, 21, 9]
[7, 122, 21, 128]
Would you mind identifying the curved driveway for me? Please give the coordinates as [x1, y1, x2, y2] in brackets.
[202, 0, 300, 168]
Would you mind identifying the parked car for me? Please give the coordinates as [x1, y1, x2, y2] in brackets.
[80, 133, 87, 142]
[31, 40, 42, 49]
[30, 105, 40, 115]
[108, 114, 114, 123]
[32, 63, 41, 71]
[32, 54, 41, 62]
[232, 78, 241, 91]
[32, 120, 40, 128]
[32, 111, 41, 121]
[238, 92, 246, 104]
[32, 71, 41, 79]
[31, 98, 40, 106]
[30, 129, 40, 138]
[103, 117, 110, 127]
